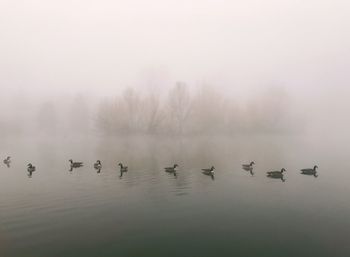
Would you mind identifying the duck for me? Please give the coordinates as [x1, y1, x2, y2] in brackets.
[118, 163, 128, 172]
[202, 166, 215, 176]
[94, 160, 102, 169]
[267, 168, 286, 181]
[3, 156, 11, 164]
[267, 168, 286, 176]
[165, 164, 178, 173]
[242, 161, 255, 169]
[69, 159, 83, 168]
[301, 165, 318, 177]
[27, 163, 36, 173]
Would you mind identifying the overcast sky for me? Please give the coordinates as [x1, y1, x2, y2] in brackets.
[0, 0, 349, 103]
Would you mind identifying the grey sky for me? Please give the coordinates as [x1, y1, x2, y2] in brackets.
[0, 0, 349, 102]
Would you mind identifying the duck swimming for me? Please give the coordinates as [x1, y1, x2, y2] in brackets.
[3, 156, 11, 164]
[94, 160, 102, 169]
[301, 165, 318, 177]
[202, 166, 215, 176]
[202, 166, 215, 180]
[267, 168, 286, 181]
[165, 164, 178, 173]
[27, 163, 36, 173]
[118, 163, 128, 172]
[69, 159, 83, 168]
[3, 156, 11, 167]
[242, 161, 255, 170]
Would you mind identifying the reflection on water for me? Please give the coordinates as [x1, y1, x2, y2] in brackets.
[0, 135, 350, 257]
[119, 170, 126, 179]
[202, 171, 215, 180]
[242, 166, 254, 176]
[267, 173, 286, 182]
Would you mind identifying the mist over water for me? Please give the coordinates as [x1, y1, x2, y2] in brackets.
[1, 1, 350, 257]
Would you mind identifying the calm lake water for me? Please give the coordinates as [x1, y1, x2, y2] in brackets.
[1, 134, 350, 257]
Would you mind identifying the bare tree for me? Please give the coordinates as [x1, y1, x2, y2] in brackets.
[122, 87, 142, 133]
[167, 82, 192, 135]
[142, 92, 164, 134]
[95, 83, 294, 136]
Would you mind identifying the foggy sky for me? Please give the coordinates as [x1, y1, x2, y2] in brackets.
[1, 0, 350, 133]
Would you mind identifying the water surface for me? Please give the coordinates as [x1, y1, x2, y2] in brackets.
[1, 135, 349, 257]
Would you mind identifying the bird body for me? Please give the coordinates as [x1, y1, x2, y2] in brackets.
[202, 166, 215, 175]
[69, 159, 83, 168]
[242, 161, 255, 169]
[27, 163, 36, 173]
[3, 156, 11, 164]
[118, 163, 128, 172]
[301, 165, 318, 177]
[267, 168, 286, 176]
[267, 168, 286, 181]
[165, 164, 178, 173]
[94, 160, 102, 169]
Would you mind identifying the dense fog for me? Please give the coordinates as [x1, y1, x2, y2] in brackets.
[1, 0, 350, 138]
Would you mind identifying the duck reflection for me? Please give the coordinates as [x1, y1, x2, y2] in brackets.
[242, 166, 254, 176]
[164, 170, 177, 179]
[202, 172, 215, 180]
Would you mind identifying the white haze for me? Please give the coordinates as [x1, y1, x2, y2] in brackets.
[0, 0, 350, 136]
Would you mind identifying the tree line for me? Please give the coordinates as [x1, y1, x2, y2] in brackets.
[96, 82, 295, 136]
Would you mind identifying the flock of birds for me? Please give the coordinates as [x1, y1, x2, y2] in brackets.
[2, 156, 318, 181]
